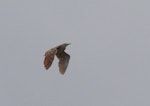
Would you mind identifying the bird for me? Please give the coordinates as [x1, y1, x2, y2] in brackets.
[44, 43, 70, 75]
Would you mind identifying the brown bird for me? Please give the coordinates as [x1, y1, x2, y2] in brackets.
[44, 43, 70, 74]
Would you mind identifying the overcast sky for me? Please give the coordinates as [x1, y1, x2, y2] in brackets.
[1, 0, 150, 106]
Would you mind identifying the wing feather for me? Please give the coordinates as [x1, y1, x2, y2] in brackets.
[56, 52, 70, 74]
[44, 48, 57, 70]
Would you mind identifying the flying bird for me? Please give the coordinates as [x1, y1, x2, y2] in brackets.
[44, 43, 70, 75]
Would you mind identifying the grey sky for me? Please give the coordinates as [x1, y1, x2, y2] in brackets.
[0, 0, 150, 106]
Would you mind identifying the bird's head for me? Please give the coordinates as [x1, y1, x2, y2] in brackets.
[56, 43, 71, 51]
[63, 43, 71, 47]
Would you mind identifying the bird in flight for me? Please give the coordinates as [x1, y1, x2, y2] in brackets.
[44, 43, 70, 75]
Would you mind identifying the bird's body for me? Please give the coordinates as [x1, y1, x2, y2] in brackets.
[44, 43, 70, 75]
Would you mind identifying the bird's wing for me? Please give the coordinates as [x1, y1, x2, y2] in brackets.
[56, 51, 70, 74]
[44, 48, 57, 70]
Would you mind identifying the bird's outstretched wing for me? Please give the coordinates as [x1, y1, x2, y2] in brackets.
[44, 48, 57, 70]
[56, 51, 70, 74]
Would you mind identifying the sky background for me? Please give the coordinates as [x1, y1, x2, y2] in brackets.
[1, 0, 150, 106]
